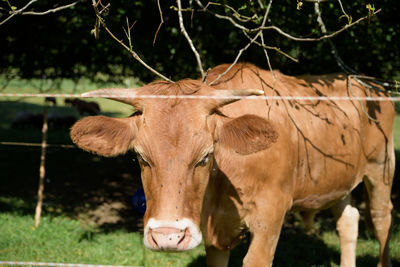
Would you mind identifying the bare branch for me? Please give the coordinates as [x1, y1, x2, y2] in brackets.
[0, 0, 80, 26]
[123, 17, 137, 52]
[0, 0, 38, 26]
[205, 2, 258, 23]
[243, 31, 299, 63]
[253, 9, 381, 41]
[153, 0, 164, 45]
[315, 2, 327, 34]
[208, 31, 261, 86]
[336, 0, 351, 24]
[314, 2, 357, 75]
[257, 0, 265, 10]
[177, 0, 205, 80]
[196, 0, 380, 42]
[22, 1, 80, 16]
[92, 0, 173, 82]
[259, 0, 276, 77]
[195, 0, 249, 32]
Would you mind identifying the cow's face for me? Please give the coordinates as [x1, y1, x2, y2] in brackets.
[70, 80, 275, 251]
[133, 99, 215, 251]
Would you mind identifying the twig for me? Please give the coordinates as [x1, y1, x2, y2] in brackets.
[348, 76, 379, 122]
[336, 0, 351, 24]
[92, 0, 173, 82]
[21, 1, 80, 16]
[195, 0, 249, 32]
[243, 31, 299, 63]
[123, 17, 136, 51]
[205, 2, 257, 23]
[254, 9, 381, 41]
[208, 31, 262, 86]
[257, 0, 265, 10]
[314, 2, 327, 34]
[0, 0, 80, 26]
[314, 2, 386, 121]
[258, 0, 278, 111]
[177, 0, 205, 80]
[0, 0, 37, 26]
[196, 0, 381, 42]
[259, 0, 276, 78]
[153, 0, 164, 45]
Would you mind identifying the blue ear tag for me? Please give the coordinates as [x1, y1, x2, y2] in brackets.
[131, 187, 146, 215]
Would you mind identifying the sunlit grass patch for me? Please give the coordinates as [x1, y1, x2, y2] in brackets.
[0, 197, 205, 267]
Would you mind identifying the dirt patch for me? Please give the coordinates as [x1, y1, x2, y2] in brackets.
[0, 145, 144, 232]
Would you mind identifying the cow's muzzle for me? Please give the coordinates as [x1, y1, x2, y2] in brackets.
[144, 218, 202, 251]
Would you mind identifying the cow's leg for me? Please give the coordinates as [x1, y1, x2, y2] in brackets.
[242, 198, 289, 267]
[300, 210, 317, 234]
[364, 162, 394, 267]
[331, 194, 359, 267]
[205, 246, 230, 267]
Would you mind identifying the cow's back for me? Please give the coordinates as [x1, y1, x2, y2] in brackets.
[208, 63, 395, 210]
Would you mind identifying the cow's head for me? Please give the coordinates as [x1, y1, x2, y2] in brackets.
[70, 80, 277, 251]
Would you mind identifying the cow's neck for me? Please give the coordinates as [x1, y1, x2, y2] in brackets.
[201, 160, 249, 249]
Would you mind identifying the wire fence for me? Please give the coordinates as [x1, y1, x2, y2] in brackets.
[0, 92, 400, 101]
[0, 261, 143, 267]
[0, 142, 75, 149]
[1, 90, 399, 150]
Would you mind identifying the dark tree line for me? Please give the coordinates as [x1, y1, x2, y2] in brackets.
[1, 0, 399, 82]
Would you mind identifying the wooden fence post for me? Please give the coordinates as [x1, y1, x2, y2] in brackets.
[34, 106, 48, 228]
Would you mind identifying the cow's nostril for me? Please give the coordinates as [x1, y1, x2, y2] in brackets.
[177, 228, 190, 246]
[150, 231, 158, 248]
[148, 227, 191, 251]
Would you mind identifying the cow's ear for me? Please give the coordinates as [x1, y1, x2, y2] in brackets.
[70, 115, 138, 157]
[216, 114, 278, 155]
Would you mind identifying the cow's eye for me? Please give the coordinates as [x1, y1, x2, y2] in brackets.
[136, 153, 149, 166]
[196, 153, 211, 167]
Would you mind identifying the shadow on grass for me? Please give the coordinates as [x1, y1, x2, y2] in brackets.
[188, 223, 400, 267]
[187, 231, 340, 267]
[0, 146, 144, 231]
[0, 101, 144, 234]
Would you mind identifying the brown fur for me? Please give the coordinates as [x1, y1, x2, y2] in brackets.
[218, 115, 278, 155]
[70, 115, 137, 157]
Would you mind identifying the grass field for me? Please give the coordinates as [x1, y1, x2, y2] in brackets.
[0, 76, 400, 266]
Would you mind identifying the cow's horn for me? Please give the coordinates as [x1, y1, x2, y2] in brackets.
[211, 89, 264, 107]
[81, 88, 143, 110]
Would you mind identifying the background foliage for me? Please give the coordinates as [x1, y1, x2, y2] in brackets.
[0, 0, 399, 82]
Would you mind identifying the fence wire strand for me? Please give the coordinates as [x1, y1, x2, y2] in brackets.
[0, 261, 143, 267]
[0, 93, 399, 101]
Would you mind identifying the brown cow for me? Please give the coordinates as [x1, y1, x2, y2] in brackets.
[70, 64, 395, 267]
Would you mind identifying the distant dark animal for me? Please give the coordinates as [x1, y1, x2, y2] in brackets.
[48, 114, 77, 129]
[11, 112, 43, 129]
[65, 98, 100, 115]
[45, 97, 57, 106]
[12, 112, 77, 129]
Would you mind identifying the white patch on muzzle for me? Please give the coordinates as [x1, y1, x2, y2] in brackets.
[143, 218, 202, 250]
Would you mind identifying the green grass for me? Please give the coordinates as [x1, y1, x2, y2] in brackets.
[2, 204, 399, 267]
[394, 116, 400, 149]
[0, 210, 204, 267]
[0, 76, 400, 266]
